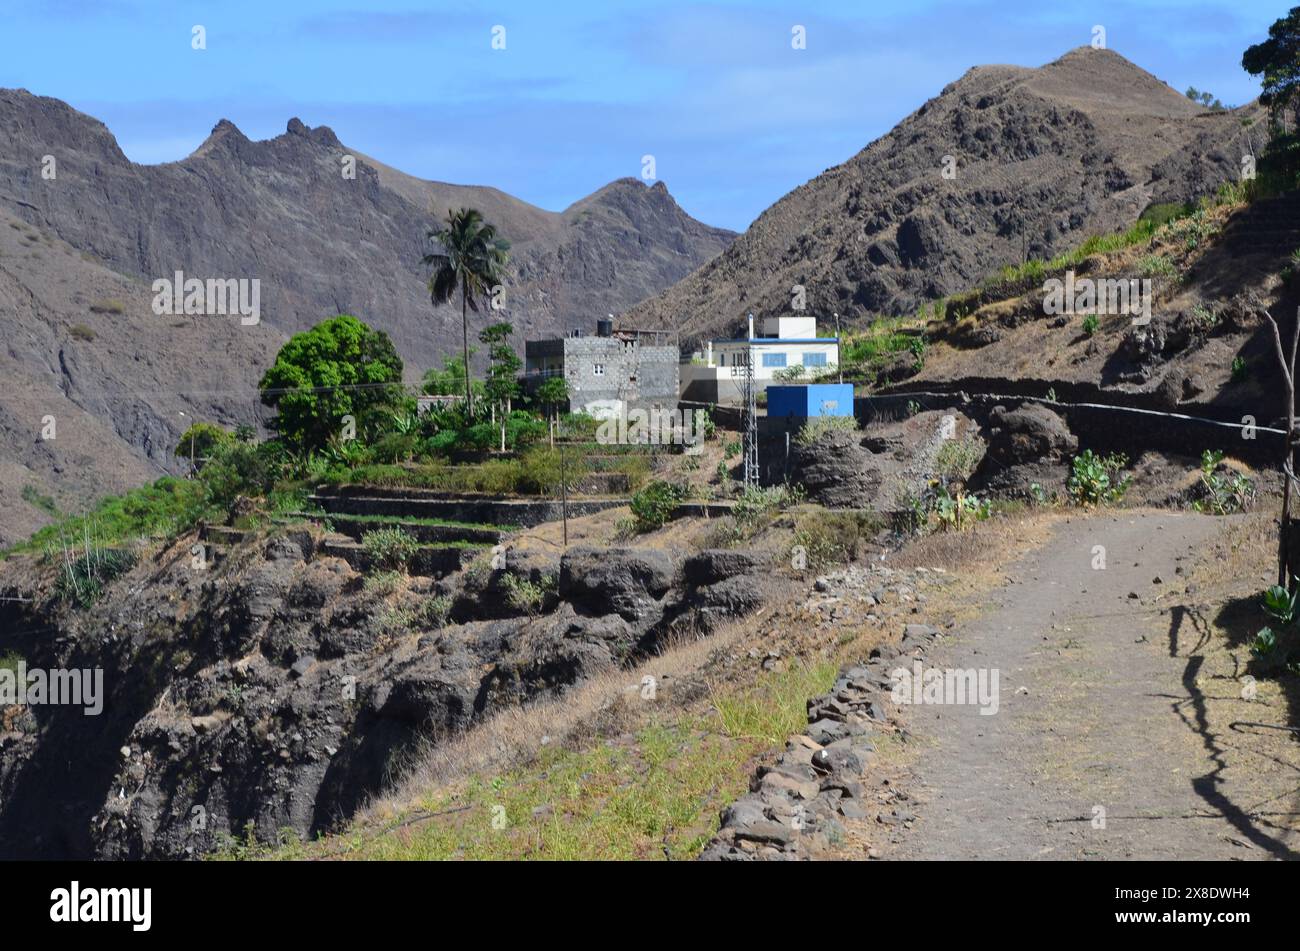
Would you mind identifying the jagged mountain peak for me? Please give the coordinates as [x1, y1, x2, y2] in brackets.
[0, 91, 735, 538]
[624, 46, 1263, 341]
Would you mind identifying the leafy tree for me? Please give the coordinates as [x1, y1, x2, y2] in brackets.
[258, 315, 404, 453]
[1244, 8, 1300, 192]
[422, 352, 484, 400]
[174, 422, 233, 470]
[478, 321, 521, 417]
[536, 375, 569, 421]
[1244, 7, 1300, 128]
[424, 208, 511, 418]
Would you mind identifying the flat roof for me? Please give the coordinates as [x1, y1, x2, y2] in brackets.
[710, 337, 839, 345]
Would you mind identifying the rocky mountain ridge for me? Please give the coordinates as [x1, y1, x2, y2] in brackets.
[0, 90, 734, 541]
[625, 47, 1265, 342]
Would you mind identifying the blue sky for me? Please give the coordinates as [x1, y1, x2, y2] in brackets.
[0, 0, 1286, 230]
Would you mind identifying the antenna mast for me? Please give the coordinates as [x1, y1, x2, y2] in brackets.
[741, 312, 759, 489]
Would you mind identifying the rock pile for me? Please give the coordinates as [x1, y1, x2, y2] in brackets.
[788, 430, 882, 509]
[973, 402, 1077, 498]
[700, 614, 943, 861]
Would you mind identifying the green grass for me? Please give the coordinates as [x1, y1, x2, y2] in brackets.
[839, 316, 927, 383]
[1137, 254, 1178, 277]
[302, 511, 516, 533]
[3, 476, 208, 558]
[977, 217, 1167, 300]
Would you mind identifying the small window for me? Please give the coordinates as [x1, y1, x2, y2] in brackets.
[803, 352, 828, 367]
[593, 363, 605, 376]
[761, 352, 787, 368]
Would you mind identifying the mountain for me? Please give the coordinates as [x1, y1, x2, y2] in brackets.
[0, 90, 734, 544]
[623, 48, 1265, 342]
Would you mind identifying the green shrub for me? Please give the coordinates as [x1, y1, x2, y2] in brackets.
[629, 480, 688, 532]
[1139, 201, 1193, 229]
[1215, 179, 1256, 205]
[732, 483, 802, 527]
[420, 594, 453, 629]
[794, 415, 859, 447]
[199, 440, 287, 511]
[363, 569, 405, 596]
[933, 437, 984, 481]
[1067, 450, 1131, 506]
[55, 545, 137, 607]
[1253, 579, 1300, 667]
[361, 527, 419, 572]
[461, 411, 547, 452]
[792, 510, 883, 569]
[1137, 254, 1177, 278]
[88, 299, 125, 315]
[175, 422, 234, 468]
[1231, 355, 1248, 383]
[517, 446, 581, 495]
[929, 488, 991, 531]
[1081, 313, 1099, 336]
[1190, 303, 1218, 329]
[501, 572, 553, 616]
[69, 323, 96, 342]
[1191, 449, 1255, 515]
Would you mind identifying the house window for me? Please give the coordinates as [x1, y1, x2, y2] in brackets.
[803, 352, 828, 367]
[593, 363, 605, 376]
[762, 352, 787, 368]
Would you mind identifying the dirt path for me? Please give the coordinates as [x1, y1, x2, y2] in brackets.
[887, 510, 1300, 861]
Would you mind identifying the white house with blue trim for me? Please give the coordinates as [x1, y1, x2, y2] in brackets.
[680, 314, 839, 403]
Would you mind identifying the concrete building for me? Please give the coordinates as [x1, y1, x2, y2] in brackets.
[523, 319, 679, 418]
[680, 314, 839, 404]
[766, 383, 854, 418]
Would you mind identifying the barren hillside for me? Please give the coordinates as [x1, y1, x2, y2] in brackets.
[0, 91, 734, 540]
[625, 47, 1263, 342]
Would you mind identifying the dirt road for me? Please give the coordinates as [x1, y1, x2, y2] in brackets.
[888, 510, 1300, 860]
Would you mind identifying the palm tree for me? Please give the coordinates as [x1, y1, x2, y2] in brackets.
[424, 208, 510, 418]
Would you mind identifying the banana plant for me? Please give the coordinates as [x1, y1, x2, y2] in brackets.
[1253, 580, 1300, 657]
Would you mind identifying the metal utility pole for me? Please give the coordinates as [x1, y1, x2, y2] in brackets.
[741, 313, 759, 489]
[834, 311, 842, 384]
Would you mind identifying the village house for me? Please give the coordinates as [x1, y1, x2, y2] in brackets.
[680, 314, 839, 403]
[522, 318, 679, 418]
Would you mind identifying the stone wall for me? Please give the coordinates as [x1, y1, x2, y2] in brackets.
[561, 337, 679, 413]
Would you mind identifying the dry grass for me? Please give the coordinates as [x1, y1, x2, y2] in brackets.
[368, 617, 760, 822]
[893, 506, 1061, 575]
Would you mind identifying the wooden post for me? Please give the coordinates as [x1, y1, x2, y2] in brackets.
[1261, 305, 1299, 589]
[560, 427, 568, 548]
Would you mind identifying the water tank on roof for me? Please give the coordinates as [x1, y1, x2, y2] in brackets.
[597, 318, 613, 337]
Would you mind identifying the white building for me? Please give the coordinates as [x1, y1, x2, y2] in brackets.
[680, 314, 839, 403]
